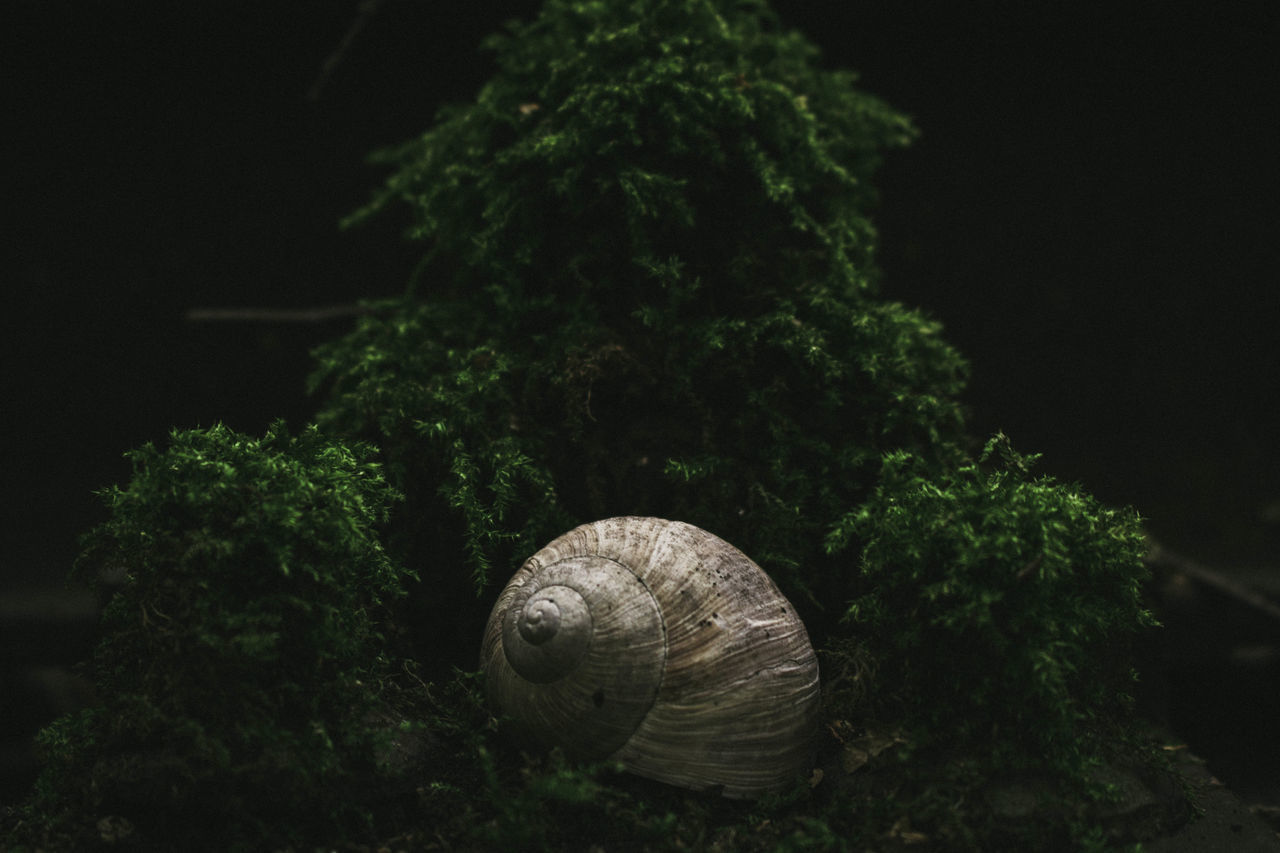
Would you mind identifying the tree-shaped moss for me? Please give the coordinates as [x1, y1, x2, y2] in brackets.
[310, 0, 969, 647]
[25, 422, 416, 849]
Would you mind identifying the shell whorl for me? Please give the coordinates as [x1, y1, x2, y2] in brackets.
[501, 578, 593, 683]
[480, 517, 821, 798]
[484, 549, 667, 758]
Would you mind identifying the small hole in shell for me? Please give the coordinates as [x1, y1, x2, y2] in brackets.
[592, 688, 605, 708]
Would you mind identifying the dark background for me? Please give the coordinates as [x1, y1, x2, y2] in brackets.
[4, 0, 1278, 590]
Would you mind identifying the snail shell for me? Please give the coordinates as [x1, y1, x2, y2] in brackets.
[480, 516, 820, 798]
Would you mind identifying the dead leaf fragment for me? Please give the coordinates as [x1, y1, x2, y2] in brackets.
[840, 725, 906, 773]
[885, 816, 929, 846]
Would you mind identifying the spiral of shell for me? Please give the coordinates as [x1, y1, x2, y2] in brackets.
[481, 517, 821, 798]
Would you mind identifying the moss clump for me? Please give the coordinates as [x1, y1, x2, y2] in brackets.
[14, 422, 424, 850]
[309, 0, 969, 655]
[828, 434, 1155, 772]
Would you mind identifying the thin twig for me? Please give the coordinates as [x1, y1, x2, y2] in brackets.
[185, 304, 374, 323]
[1014, 553, 1044, 582]
[307, 0, 385, 102]
[1144, 539, 1280, 624]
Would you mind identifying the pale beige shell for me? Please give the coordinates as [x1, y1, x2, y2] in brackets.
[479, 516, 820, 798]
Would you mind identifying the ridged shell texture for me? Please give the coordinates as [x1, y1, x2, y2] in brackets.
[480, 517, 820, 797]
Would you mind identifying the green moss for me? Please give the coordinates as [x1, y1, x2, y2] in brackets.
[346, 0, 914, 311]
[310, 0, 970, 644]
[11, 422, 426, 850]
[827, 434, 1156, 772]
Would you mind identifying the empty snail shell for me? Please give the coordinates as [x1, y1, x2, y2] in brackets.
[480, 516, 820, 798]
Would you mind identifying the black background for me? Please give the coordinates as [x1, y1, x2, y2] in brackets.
[4, 0, 1278, 593]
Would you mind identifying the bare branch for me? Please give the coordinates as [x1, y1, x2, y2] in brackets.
[307, 0, 385, 102]
[1145, 539, 1280, 624]
[185, 304, 374, 323]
